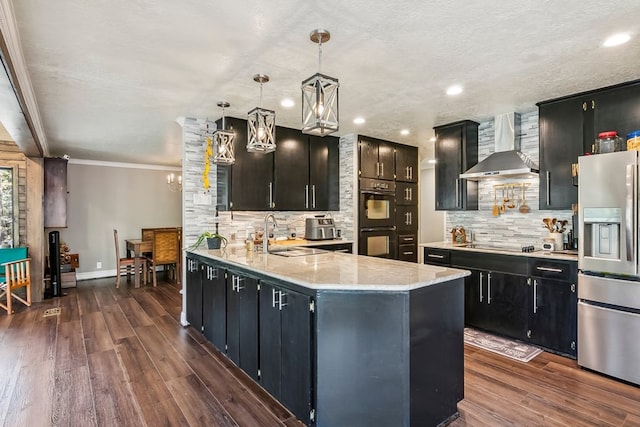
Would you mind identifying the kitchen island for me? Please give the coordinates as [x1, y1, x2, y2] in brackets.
[185, 246, 470, 427]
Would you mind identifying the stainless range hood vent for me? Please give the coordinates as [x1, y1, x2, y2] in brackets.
[460, 112, 539, 181]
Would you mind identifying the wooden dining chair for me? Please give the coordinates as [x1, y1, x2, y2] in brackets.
[114, 229, 146, 288]
[146, 229, 179, 287]
[0, 258, 31, 315]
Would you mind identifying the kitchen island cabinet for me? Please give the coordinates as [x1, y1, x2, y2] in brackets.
[433, 120, 479, 211]
[186, 247, 469, 427]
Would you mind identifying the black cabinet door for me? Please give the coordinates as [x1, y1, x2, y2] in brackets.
[464, 269, 490, 330]
[538, 99, 583, 210]
[226, 117, 274, 211]
[592, 82, 640, 146]
[359, 138, 380, 179]
[274, 127, 308, 211]
[528, 278, 577, 357]
[434, 121, 478, 211]
[396, 205, 418, 232]
[396, 182, 418, 205]
[226, 271, 259, 380]
[395, 144, 418, 182]
[259, 282, 313, 426]
[185, 257, 203, 331]
[377, 141, 395, 180]
[309, 135, 340, 211]
[202, 264, 226, 350]
[484, 272, 529, 340]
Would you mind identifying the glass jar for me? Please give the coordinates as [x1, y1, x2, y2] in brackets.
[627, 130, 640, 151]
[594, 131, 625, 154]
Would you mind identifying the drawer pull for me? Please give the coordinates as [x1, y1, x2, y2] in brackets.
[427, 254, 444, 259]
[536, 266, 563, 273]
[403, 251, 414, 255]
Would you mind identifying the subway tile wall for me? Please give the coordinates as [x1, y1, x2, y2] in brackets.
[445, 111, 574, 249]
[182, 118, 356, 249]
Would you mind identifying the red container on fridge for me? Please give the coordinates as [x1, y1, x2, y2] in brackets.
[593, 131, 625, 154]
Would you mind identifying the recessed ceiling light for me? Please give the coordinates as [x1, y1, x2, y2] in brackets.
[280, 98, 295, 108]
[429, 137, 436, 142]
[400, 129, 410, 136]
[446, 85, 463, 96]
[603, 33, 631, 47]
[353, 117, 366, 125]
[428, 159, 437, 164]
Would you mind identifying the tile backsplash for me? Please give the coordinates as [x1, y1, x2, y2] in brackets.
[446, 111, 574, 249]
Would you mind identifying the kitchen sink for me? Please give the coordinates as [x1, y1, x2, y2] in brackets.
[268, 247, 329, 257]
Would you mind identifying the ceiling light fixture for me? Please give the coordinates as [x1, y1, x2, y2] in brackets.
[353, 117, 365, 125]
[212, 101, 235, 164]
[247, 74, 276, 153]
[446, 85, 463, 95]
[281, 98, 295, 108]
[400, 129, 410, 136]
[167, 173, 182, 192]
[603, 33, 631, 47]
[302, 29, 339, 136]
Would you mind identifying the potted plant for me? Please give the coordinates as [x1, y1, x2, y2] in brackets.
[188, 231, 228, 250]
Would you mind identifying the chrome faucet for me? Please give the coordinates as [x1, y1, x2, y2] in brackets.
[263, 213, 278, 254]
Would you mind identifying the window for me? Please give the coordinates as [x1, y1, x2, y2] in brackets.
[0, 167, 14, 247]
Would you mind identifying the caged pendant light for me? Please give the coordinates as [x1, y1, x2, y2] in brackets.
[212, 101, 235, 164]
[302, 29, 339, 136]
[247, 74, 276, 153]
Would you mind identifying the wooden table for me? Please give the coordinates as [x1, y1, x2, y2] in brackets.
[125, 239, 151, 288]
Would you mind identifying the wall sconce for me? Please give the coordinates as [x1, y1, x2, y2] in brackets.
[247, 74, 276, 153]
[213, 101, 235, 164]
[302, 29, 339, 136]
[167, 173, 182, 192]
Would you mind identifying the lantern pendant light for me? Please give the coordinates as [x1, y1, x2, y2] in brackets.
[302, 29, 339, 136]
[212, 101, 235, 164]
[247, 74, 276, 153]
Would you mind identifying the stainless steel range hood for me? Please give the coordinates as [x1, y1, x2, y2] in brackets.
[460, 113, 539, 180]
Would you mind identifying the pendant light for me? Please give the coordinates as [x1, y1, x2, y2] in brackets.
[302, 29, 339, 136]
[212, 101, 235, 164]
[247, 74, 276, 153]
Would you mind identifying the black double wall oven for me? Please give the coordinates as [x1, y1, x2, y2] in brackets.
[358, 178, 397, 259]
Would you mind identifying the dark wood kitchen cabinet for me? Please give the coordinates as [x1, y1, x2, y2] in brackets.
[359, 136, 395, 180]
[202, 263, 227, 350]
[226, 269, 259, 381]
[395, 144, 418, 182]
[222, 117, 274, 210]
[259, 281, 313, 426]
[528, 258, 577, 357]
[185, 257, 203, 331]
[396, 182, 418, 205]
[44, 157, 68, 228]
[538, 79, 640, 210]
[434, 120, 478, 211]
[273, 128, 339, 211]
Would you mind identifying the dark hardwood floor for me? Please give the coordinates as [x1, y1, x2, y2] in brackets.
[1, 276, 639, 426]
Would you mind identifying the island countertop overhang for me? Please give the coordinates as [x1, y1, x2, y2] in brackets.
[187, 246, 469, 291]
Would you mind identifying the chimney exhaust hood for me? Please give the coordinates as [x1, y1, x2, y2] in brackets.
[460, 113, 539, 181]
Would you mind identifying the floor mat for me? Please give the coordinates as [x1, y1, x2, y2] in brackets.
[464, 327, 543, 362]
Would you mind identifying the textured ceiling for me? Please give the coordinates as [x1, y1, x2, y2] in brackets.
[5, 0, 640, 165]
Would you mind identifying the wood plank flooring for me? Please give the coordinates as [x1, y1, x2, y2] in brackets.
[0, 276, 638, 426]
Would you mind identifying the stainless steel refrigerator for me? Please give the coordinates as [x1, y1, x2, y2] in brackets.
[578, 151, 640, 386]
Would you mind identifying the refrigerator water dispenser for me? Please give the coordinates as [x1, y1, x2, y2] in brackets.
[583, 207, 621, 260]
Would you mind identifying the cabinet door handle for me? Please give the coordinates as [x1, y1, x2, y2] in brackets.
[305, 185, 309, 209]
[409, 166, 413, 180]
[232, 275, 245, 292]
[376, 162, 380, 177]
[427, 254, 444, 259]
[533, 279, 538, 314]
[272, 287, 279, 308]
[479, 272, 484, 303]
[268, 182, 274, 208]
[546, 171, 551, 206]
[455, 178, 460, 207]
[408, 187, 412, 201]
[487, 272, 492, 304]
[380, 162, 384, 177]
[536, 266, 563, 273]
[278, 290, 287, 310]
[312, 185, 316, 209]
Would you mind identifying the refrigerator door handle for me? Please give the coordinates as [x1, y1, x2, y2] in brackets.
[625, 164, 635, 261]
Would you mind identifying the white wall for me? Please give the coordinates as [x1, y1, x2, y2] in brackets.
[419, 165, 444, 245]
[53, 160, 182, 279]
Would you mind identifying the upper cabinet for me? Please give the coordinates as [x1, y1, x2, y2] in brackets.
[359, 136, 395, 180]
[395, 144, 418, 183]
[433, 120, 479, 211]
[537, 79, 640, 210]
[218, 118, 339, 211]
[274, 128, 339, 211]
[44, 157, 68, 228]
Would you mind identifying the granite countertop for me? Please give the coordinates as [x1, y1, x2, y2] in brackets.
[420, 241, 578, 262]
[188, 246, 470, 292]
